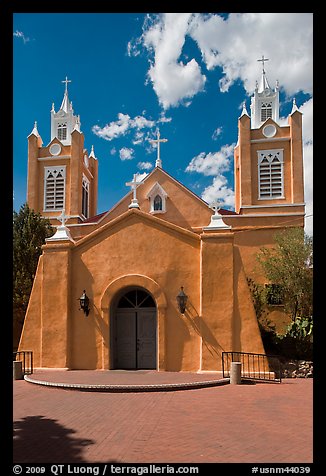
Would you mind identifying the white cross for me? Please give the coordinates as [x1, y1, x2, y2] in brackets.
[209, 201, 220, 215]
[125, 174, 144, 208]
[149, 129, 168, 167]
[58, 209, 69, 226]
[257, 55, 269, 73]
[62, 76, 71, 92]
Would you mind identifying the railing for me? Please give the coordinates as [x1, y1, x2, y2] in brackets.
[222, 351, 282, 383]
[13, 351, 33, 375]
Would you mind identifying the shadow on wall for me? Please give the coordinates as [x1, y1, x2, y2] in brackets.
[184, 301, 225, 362]
[13, 415, 95, 463]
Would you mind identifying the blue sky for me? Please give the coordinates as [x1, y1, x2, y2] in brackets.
[13, 13, 313, 234]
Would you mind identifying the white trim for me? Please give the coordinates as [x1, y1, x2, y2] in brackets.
[257, 196, 285, 200]
[147, 182, 168, 213]
[222, 212, 304, 218]
[251, 137, 289, 144]
[241, 203, 305, 209]
[38, 155, 71, 161]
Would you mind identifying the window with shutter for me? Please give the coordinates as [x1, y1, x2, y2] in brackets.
[258, 150, 284, 199]
[44, 166, 66, 211]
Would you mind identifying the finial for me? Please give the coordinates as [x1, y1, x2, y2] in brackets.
[205, 202, 231, 230]
[62, 76, 71, 92]
[51, 102, 55, 113]
[291, 98, 299, 114]
[30, 121, 39, 136]
[209, 201, 220, 215]
[240, 101, 249, 118]
[149, 128, 168, 168]
[257, 55, 269, 74]
[89, 145, 96, 158]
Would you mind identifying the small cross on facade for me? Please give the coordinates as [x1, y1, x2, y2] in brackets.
[257, 55, 269, 73]
[58, 209, 69, 227]
[149, 128, 168, 168]
[126, 174, 144, 209]
[209, 201, 221, 215]
[62, 76, 72, 92]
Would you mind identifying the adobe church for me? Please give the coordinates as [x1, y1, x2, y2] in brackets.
[18, 64, 305, 371]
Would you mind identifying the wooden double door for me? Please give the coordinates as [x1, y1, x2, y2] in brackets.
[113, 289, 157, 369]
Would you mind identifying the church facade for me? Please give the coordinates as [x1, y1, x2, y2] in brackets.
[18, 66, 305, 371]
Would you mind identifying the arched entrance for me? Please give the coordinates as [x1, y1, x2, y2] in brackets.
[112, 288, 157, 369]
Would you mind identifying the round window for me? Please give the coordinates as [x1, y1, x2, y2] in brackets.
[262, 124, 277, 138]
[49, 143, 62, 156]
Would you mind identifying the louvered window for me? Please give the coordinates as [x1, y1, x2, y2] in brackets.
[258, 150, 284, 199]
[57, 123, 67, 141]
[44, 167, 66, 210]
[261, 102, 272, 122]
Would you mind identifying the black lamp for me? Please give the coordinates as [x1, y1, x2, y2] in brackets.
[176, 287, 188, 314]
[79, 290, 90, 316]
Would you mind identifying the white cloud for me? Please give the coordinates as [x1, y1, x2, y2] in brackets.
[201, 175, 235, 209]
[137, 161, 153, 170]
[93, 113, 131, 141]
[134, 13, 206, 109]
[186, 144, 235, 209]
[92, 113, 155, 141]
[189, 13, 313, 96]
[110, 147, 117, 155]
[212, 127, 223, 140]
[13, 30, 30, 43]
[158, 111, 172, 123]
[131, 13, 312, 107]
[185, 144, 235, 176]
[119, 147, 134, 161]
[135, 172, 148, 182]
[132, 131, 145, 145]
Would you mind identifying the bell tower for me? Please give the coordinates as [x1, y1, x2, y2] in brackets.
[26, 78, 98, 225]
[234, 57, 305, 225]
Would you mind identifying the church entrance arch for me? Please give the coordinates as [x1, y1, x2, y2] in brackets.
[111, 288, 157, 370]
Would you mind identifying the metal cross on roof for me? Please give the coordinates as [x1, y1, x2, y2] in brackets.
[126, 174, 144, 209]
[149, 128, 168, 167]
[62, 76, 72, 92]
[257, 55, 269, 73]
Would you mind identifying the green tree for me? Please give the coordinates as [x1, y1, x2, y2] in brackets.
[257, 227, 313, 323]
[13, 204, 54, 348]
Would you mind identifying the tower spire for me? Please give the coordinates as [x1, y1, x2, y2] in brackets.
[60, 76, 72, 113]
[257, 55, 271, 93]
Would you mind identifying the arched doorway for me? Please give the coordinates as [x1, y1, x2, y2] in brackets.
[112, 288, 157, 369]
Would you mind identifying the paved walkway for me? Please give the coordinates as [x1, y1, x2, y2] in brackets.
[13, 371, 313, 464]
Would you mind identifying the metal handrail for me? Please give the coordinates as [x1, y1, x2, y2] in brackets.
[13, 351, 33, 375]
[222, 351, 281, 383]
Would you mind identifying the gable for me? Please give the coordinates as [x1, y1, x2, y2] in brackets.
[88, 167, 213, 232]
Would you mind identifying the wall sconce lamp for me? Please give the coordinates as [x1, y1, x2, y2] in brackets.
[78, 290, 90, 316]
[176, 287, 188, 314]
